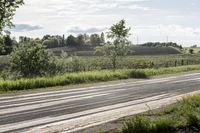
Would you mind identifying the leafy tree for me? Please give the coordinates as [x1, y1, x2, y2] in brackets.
[66, 35, 78, 47]
[19, 36, 33, 43]
[189, 49, 194, 54]
[0, 0, 24, 33]
[96, 20, 131, 69]
[43, 37, 61, 48]
[0, 33, 17, 55]
[10, 42, 57, 77]
[90, 34, 101, 46]
[0, 36, 5, 53]
[77, 34, 85, 46]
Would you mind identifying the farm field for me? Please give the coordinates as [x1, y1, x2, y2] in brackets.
[51, 46, 181, 56]
[1, 53, 200, 73]
[59, 54, 200, 72]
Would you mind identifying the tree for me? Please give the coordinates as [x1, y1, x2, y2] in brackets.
[90, 34, 101, 46]
[10, 42, 57, 77]
[0, 33, 17, 55]
[96, 20, 131, 69]
[189, 49, 194, 54]
[66, 35, 78, 47]
[77, 34, 85, 46]
[0, 0, 24, 33]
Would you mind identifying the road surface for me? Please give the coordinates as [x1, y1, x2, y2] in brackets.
[1, 73, 200, 133]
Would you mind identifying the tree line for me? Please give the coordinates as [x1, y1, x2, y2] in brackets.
[141, 42, 183, 50]
[0, 33, 106, 55]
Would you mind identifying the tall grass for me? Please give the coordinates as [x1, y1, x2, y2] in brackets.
[122, 93, 200, 133]
[0, 65, 200, 92]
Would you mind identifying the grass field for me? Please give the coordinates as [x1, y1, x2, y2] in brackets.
[1, 54, 200, 75]
[0, 65, 200, 92]
[184, 47, 200, 54]
[59, 54, 200, 72]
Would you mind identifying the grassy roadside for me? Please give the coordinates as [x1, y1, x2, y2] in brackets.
[121, 93, 200, 133]
[97, 93, 200, 133]
[0, 64, 200, 92]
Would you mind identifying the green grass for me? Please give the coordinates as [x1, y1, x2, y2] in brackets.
[184, 47, 200, 54]
[122, 93, 200, 133]
[59, 54, 200, 72]
[0, 64, 200, 92]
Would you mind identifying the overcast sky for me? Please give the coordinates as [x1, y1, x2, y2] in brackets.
[10, 0, 200, 46]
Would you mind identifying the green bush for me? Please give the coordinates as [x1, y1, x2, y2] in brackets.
[122, 116, 151, 133]
[10, 42, 57, 77]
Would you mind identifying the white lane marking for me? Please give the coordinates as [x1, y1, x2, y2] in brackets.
[0, 93, 173, 133]
[1, 73, 199, 104]
[30, 90, 200, 133]
[1, 76, 200, 115]
[0, 92, 110, 115]
[1, 73, 199, 102]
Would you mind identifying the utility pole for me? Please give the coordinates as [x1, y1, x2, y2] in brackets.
[137, 36, 139, 45]
[166, 36, 169, 43]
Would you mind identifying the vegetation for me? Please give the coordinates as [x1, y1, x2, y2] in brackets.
[0, 0, 24, 32]
[10, 42, 57, 77]
[141, 42, 183, 50]
[122, 93, 200, 133]
[0, 64, 200, 92]
[96, 20, 131, 69]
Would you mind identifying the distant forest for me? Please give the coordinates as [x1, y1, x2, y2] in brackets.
[0, 32, 183, 55]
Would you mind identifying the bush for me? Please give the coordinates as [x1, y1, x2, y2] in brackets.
[10, 42, 58, 77]
[122, 116, 151, 133]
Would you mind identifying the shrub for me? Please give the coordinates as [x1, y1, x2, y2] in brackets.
[10, 42, 58, 77]
[122, 116, 151, 133]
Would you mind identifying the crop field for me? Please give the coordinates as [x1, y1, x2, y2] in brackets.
[1, 54, 200, 73]
[51, 46, 181, 56]
[59, 54, 200, 72]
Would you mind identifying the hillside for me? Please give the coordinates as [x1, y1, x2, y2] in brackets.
[51, 46, 181, 56]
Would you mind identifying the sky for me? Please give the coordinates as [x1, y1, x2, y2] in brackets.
[10, 0, 200, 46]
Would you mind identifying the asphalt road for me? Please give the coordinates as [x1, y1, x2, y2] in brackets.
[1, 73, 200, 133]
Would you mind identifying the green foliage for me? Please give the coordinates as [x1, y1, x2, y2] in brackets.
[189, 49, 194, 54]
[122, 93, 200, 133]
[0, 33, 17, 55]
[141, 42, 182, 50]
[10, 42, 57, 77]
[67, 35, 79, 47]
[97, 20, 131, 69]
[0, 0, 24, 33]
[90, 34, 101, 46]
[0, 65, 200, 92]
[123, 116, 151, 133]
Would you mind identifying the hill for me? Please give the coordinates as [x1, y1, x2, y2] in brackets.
[51, 46, 181, 56]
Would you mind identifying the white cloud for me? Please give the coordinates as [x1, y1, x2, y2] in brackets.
[11, 0, 200, 47]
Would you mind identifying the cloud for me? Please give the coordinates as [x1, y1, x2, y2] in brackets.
[68, 26, 107, 33]
[10, 24, 43, 32]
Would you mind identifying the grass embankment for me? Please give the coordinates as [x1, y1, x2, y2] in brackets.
[122, 93, 200, 133]
[0, 64, 200, 92]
